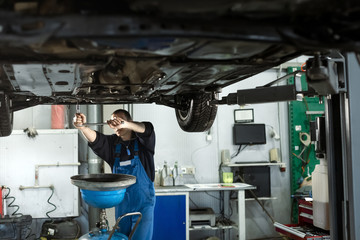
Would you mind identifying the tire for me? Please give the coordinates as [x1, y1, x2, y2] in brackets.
[175, 93, 217, 132]
[0, 93, 13, 137]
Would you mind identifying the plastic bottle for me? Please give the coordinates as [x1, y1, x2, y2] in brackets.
[162, 161, 168, 177]
[312, 158, 330, 230]
[160, 161, 173, 186]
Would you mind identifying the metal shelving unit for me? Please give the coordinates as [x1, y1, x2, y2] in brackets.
[224, 162, 284, 167]
[245, 197, 277, 201]
[189, 224, 237, 231]
[222, 162, 284, 201]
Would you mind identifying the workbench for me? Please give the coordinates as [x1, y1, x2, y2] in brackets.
[154, 183, 255, 240]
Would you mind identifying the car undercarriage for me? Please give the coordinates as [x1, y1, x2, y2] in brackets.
[0, 0, 360, 135]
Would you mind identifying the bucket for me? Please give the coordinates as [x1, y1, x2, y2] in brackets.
[80, 189, 126, 209]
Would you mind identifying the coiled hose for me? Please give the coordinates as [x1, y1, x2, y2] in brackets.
[46, 186, 57, 218]
[3, 187, 22, 217]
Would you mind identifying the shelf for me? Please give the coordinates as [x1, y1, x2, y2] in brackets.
[224, 162, 284, 167]
[189, 224, 237, 231]
[230, 197, 277, 202]
[245, 197, 277, 201]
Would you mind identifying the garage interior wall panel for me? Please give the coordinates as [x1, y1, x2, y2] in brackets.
[0, 129, 79, 218]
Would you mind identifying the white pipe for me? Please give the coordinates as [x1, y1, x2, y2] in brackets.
[34, 162, 81, 186]
[36, 163, 81, 167]
[19, 184, 54, 190]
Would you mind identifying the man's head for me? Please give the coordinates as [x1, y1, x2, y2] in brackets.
[111, 109, 132, 138]
[112, 109, 132, 121]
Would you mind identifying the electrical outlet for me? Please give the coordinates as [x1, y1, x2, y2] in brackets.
[206, 134, 212, 142]
[186, 167, 196, 174]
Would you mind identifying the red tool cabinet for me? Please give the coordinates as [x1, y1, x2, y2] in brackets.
[274, 199, 330, 240]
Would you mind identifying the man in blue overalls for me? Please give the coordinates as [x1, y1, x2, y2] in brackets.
[74, 109, 156, 240]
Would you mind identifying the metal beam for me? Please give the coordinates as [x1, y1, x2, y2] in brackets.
[325, 95, 344, 240]
[344, 53, 360, 240]
[326, 53, 360, 240]
[219, 85, 297, 105]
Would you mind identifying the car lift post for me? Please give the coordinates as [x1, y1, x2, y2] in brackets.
[325, 52, 360, 240]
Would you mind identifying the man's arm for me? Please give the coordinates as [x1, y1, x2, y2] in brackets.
[73, 113, 97, 142]
[108, 117, 145, 134]
[124, 121, 145, 134]
[135, 122, 155, 152]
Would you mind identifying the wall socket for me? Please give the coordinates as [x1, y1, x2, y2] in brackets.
[181, 167, 196, 174]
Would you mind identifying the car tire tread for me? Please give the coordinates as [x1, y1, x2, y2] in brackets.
[0, 93, 13, 137]
[175, 93, 217, 132]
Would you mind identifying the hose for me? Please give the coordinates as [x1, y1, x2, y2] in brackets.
[3, 187, 22, 217]
[25, 227, 37, 240]
[46, 187, 57, 218]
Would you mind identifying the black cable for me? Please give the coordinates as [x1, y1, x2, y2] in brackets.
[73, 220, 81, 238]
[215, 191, 234, 228]
[25, 227, 36, 240]
[46, 187, 57, 218]
[204, 191, 220, 201]
[231, 145, 248, 159]
[189, 197, 199, 209]
[231, 145, 242, 159]
[228, 191, 234, 218]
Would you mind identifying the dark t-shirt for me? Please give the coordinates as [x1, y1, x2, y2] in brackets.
[88, 122, 156, 182]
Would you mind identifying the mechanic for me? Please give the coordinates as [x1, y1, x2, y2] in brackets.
[73, 109, 156, 240]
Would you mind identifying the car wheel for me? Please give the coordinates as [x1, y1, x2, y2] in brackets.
[0, 93, 13, 137]
[175, 93, 217, 132]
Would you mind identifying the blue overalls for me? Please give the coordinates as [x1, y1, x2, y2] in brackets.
[112, 140, 155, 240]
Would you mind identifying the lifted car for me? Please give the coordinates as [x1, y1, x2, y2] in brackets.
[0, 0, 359, 136]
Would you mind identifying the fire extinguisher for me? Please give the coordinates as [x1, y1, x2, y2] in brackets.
[0, 186, 3, 218]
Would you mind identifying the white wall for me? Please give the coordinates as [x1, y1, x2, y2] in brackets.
[133, 103, 219, 183]
[13, 105, 52, 130]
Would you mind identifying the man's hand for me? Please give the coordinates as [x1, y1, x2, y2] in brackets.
[73, 113, 97, 142]
[107, 117, 126, 130]
[73, 113, 87, 129]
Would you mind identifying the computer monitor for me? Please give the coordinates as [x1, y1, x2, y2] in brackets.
[233, 123, 266, 145]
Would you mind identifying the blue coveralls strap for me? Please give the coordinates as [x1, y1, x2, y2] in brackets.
[113, 139, 155, 240]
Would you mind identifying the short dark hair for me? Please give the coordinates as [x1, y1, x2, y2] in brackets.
[112, 109, 132, 121]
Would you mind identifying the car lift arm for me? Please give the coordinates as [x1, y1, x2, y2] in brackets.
[212, 52, 345, 106]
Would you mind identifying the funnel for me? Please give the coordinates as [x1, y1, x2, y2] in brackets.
[71, 174, 136, 209]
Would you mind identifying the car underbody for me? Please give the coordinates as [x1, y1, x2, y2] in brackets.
[0, 0, 360, 134]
